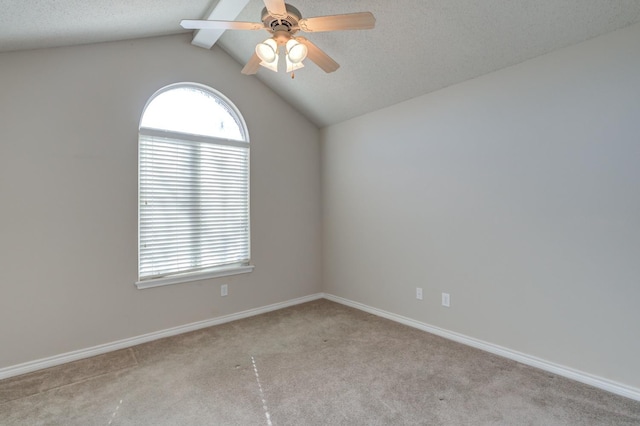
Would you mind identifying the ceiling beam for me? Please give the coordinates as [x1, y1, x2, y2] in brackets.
[191, 0, 252, 49]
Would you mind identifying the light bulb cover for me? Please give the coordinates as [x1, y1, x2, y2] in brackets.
[259, 54, 279, 72]
[286, 39, 308, 64]
[256, 38, 278, 63]
[286, 55, 305, 73]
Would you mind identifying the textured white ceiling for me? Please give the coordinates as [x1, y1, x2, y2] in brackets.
[0, 0, 215, 51]
[2, 0, 640, 127]
[217, 0, 640, 126]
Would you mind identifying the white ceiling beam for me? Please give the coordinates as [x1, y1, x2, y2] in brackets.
[191, 0, 252, 49]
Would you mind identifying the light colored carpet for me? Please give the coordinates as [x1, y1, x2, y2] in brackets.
[1, 299, 639, 425]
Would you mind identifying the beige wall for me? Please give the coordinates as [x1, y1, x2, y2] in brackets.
[0, 34, 322, 368]
[2, 21, 639, 393]
[322, 23, 640, 389]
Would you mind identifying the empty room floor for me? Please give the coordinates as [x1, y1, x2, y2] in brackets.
[1, 299, 639, 425]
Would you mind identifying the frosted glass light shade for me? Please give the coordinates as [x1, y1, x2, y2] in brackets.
[286, 55, 305, 73]
[259, 54, 279, 72]
[256, 38, 278, 63]
[286, 39, 308, 63]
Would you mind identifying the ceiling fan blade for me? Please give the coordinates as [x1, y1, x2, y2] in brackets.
[263, 0, 287, 18]
[180, 20, 263, 31]
[296, 37, 340, 73]
[241, 53, 262, 75]
[298, 12, 375, 32]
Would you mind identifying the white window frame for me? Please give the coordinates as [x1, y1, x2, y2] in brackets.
[136, 83, 253, 289]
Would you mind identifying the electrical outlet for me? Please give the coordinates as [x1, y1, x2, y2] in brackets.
[221, 284, 228, 297]
[442, 292, 450, 307]
[416, 287, 423, 300]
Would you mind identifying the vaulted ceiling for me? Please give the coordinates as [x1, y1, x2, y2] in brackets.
[2, 0, 640, 127]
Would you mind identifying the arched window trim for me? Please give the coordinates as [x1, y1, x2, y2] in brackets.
[136, 82, 253, 289]
[139, 82, 250, 144]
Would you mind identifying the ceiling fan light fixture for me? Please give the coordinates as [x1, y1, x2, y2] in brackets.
[256, 38, 278, 63]
[285, 39, 308, 64]
[259, 54, 280, 72]
[286, 55, 305, 73]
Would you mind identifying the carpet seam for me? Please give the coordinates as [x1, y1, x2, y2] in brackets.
[0, 364, 139, 405]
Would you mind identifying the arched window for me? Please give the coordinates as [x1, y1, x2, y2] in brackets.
[137, 83, 252, 288]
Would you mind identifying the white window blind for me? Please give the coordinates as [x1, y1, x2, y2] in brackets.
[137, 84, 250, 284]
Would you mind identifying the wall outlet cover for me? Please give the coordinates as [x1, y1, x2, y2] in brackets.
[442, 292, 450, 307]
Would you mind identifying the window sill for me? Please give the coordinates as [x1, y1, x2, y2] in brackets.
[135, 265, 254, 290]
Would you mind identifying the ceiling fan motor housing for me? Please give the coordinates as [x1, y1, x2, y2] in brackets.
[261, 3, 302, 43]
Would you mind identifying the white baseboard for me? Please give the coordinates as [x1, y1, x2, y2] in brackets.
[0, 293, 323, 381]
[3, 291, 639, 403]
[322, 293, 640, 402]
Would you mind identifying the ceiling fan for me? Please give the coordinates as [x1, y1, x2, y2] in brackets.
[180, 0, 376, 75]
